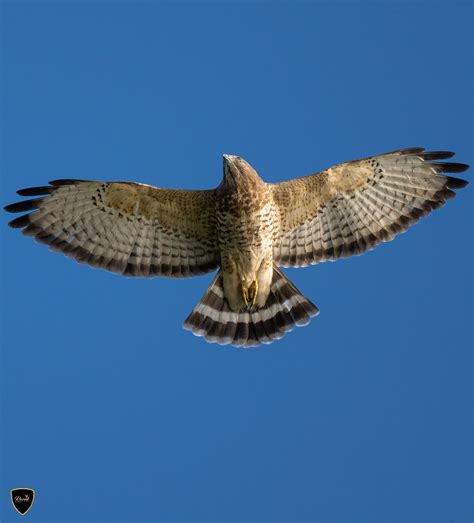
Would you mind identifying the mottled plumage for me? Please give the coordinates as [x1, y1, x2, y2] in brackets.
[4, 148, 469, 347]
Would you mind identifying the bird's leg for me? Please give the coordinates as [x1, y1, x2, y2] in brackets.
[241, 283, 249, 306]
[248, 279, 258, 308]
[241, 280, 259, 310]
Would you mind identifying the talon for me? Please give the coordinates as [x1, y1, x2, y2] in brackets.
[241, 280, 259, 309]
[248, 280, 258, 307]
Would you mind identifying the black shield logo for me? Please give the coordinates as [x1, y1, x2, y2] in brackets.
[10, 488, 35, 515]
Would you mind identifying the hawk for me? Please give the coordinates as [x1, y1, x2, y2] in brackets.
[4, 148, 469, 347]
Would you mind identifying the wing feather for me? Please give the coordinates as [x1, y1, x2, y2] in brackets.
[5, 180, 219, 277]
[272, 148, 469, 267]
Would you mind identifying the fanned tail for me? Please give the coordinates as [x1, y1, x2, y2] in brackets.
[183, 265, 319, 348]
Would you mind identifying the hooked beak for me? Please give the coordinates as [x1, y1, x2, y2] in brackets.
[223, 154, 238, 177]
[223, 154, 240, 164]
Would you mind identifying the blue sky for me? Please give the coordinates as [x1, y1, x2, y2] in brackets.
[1, 2, 472, 522]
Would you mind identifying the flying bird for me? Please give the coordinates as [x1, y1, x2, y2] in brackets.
[4, 148, 469, 347]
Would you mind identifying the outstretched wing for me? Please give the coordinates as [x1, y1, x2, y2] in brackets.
[272, 148, 469, 267]
[5, 180, 219, 277]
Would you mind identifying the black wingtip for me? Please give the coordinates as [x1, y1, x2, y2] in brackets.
[446, 176, 469, 189]
[419, 151, 456, 161]
[7, 214, 30, 228]
[17, 186, 53, 196]
[4, 198, 43, 213]
[4, 203, 17, 213]
[432, 162, 470, 173]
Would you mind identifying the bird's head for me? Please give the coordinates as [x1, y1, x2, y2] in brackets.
[223, 154, 259, 186]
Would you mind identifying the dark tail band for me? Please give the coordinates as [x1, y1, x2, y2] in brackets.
[183, 265, 319, 348]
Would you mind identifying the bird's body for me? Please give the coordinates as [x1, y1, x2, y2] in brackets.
[216, 155, 274, 310]
[4, 147, 469, 347]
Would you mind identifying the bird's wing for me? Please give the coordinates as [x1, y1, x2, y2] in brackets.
[5, 179, 219, 277]
[271, 148, 469, 267]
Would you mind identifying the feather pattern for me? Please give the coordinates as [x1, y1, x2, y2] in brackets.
[183, 265, 319, 347]
[5, 180, 219, 277]
[271, 148, 468, 267]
